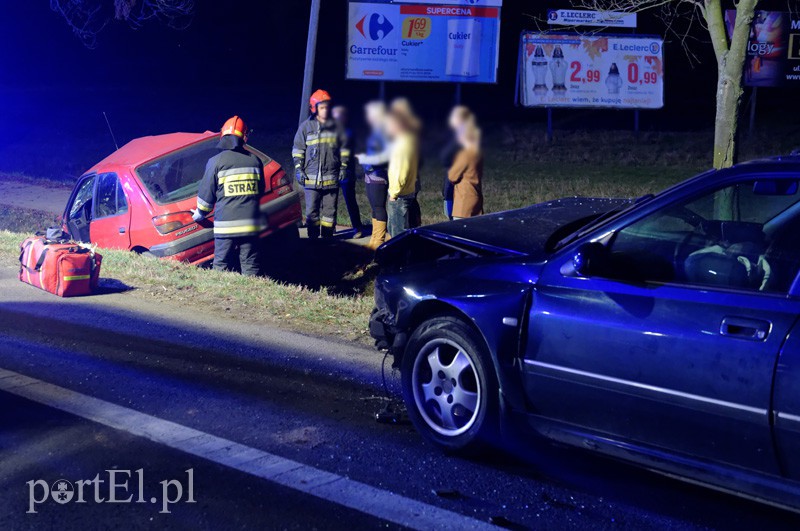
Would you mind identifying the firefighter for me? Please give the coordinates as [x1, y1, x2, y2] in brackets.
[191, 116, 265, 276]
[292, 89, 350, 239]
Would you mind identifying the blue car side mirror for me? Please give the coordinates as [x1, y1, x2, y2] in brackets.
[573, 242, 608, 277]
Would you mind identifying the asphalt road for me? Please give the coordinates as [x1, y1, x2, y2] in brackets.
[1, 264, 799, 530]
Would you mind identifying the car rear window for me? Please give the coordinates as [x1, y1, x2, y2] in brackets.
[135, 138, 222, 205]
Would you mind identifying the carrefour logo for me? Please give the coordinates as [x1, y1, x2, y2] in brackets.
[548, 10, 558, 21]
[650, 42, 661, 54]
[356, 13, 394, 41]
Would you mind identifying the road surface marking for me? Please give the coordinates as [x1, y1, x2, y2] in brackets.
[0, 368, 494, 530]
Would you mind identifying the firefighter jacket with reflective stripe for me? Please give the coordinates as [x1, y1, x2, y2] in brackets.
[196, 146, 266, 238]
[292, 117, 350, 191]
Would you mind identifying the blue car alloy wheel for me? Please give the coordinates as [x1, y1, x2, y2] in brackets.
[402, 317, 498, 453]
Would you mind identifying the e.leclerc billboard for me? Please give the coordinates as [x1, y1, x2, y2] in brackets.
[347, 0, 502, 83]
[520, 33, 664, 109]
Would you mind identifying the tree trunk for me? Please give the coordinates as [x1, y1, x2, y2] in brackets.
[705, 0, 758, 170]
[703, 0, 758, 218]
[712, 67, 743, 169]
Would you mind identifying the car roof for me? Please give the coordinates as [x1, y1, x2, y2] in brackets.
[87, 131, 218, 172]
[723, 155, 800, 176]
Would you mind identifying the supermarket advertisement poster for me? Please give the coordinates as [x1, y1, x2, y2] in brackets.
[519, 33, 664, 109]
[346, 1, 502, 83]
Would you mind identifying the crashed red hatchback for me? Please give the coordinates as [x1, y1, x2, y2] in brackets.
[62, 132, 301, 264]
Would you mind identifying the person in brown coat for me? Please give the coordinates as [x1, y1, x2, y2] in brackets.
[447, 122, 483, 219]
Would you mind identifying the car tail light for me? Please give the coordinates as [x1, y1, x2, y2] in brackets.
[271, 170, 292, 189]
[152, 211, 195, 235]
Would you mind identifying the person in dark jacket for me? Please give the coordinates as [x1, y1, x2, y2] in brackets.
[292, 89, 350, 239]
[355, 101, 391, 250]
[192, 116, 265, 276]
[332, 105, 364, 238]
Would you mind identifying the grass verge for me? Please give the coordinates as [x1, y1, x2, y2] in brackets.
[0, 222, 374, 345]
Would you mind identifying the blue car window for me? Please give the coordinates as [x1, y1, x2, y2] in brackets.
[608, 179, 800, 293]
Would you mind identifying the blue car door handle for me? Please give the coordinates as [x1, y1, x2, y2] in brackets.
[720, 317, 771, 341]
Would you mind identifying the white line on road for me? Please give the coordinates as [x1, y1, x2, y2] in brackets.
[0, 368, 494, 530]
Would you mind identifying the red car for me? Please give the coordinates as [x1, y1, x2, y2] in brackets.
[62, 131, 301, 264]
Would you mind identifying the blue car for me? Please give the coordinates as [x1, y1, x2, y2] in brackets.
[369, 155, 800, 511]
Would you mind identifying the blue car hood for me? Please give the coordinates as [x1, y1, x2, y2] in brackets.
[416, 197, 631, 258]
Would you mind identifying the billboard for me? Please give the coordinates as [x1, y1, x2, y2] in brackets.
[725, 10, 800, 87]
[519, 33, 664, 109]
[347, 0, 502, 83]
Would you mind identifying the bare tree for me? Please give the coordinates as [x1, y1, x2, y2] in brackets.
[573, 0, 768, 169]
[51, 0, 195, 49]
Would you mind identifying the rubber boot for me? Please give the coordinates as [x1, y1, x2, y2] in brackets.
[307, 223, 320, 240]
[321, 225, 335, 239]
[367, 219, 387, 250]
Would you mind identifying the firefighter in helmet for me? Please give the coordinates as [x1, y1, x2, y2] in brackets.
[191, 116, 266, 276]
[292, 89, 350, 239]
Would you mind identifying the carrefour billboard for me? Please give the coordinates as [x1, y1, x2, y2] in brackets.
[519, 33, 664, 109]
[346, 0, 503, 83]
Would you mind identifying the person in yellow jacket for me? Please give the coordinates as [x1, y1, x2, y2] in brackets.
[385, 110, 420, 238]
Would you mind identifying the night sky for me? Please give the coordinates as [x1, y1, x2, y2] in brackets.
[0, 0, 796, 170]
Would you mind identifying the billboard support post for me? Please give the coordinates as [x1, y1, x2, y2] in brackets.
[455, 83, 462, 105]
[749, 87, 758, 136]
[546, 108, 553, 143]
[634, 110, 640, 134]
[299, 0, 321, 126]
[379, 81, 386, 102]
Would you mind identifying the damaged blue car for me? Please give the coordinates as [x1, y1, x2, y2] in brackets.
[370, 155, 800, 512]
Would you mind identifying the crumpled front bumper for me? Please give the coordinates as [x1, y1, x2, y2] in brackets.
[369, 306, 394, 350]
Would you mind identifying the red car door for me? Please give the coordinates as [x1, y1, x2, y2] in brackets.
[89, 173, 132, 250]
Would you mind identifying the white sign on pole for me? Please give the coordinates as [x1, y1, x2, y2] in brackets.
[547, 9, 637, 28]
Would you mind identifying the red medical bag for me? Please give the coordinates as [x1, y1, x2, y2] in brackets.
[19, 236, 102, 297]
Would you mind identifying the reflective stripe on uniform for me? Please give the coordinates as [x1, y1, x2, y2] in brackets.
[307, 138, 338, 146]
[340, 149, 351, 157]
[219, 173, 261, 185]
[218, 167, 262, 178]
[292, 149, 306, 157]
[214, 225, 263, 235]
[197, 197, 213, 212]
[214, 218, 266, 236]
[320, 220, 335, 228]
[214, 219, 262, 229]
[64, 275, 91, 281]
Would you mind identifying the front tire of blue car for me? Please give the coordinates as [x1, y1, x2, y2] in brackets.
[402, 316, 498, 454]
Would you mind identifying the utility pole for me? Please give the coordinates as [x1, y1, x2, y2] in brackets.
[299, 0, 322, 126]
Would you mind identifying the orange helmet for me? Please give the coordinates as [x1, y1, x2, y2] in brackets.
[221, 116, 248, 140]
[309, 89, 332, 113]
